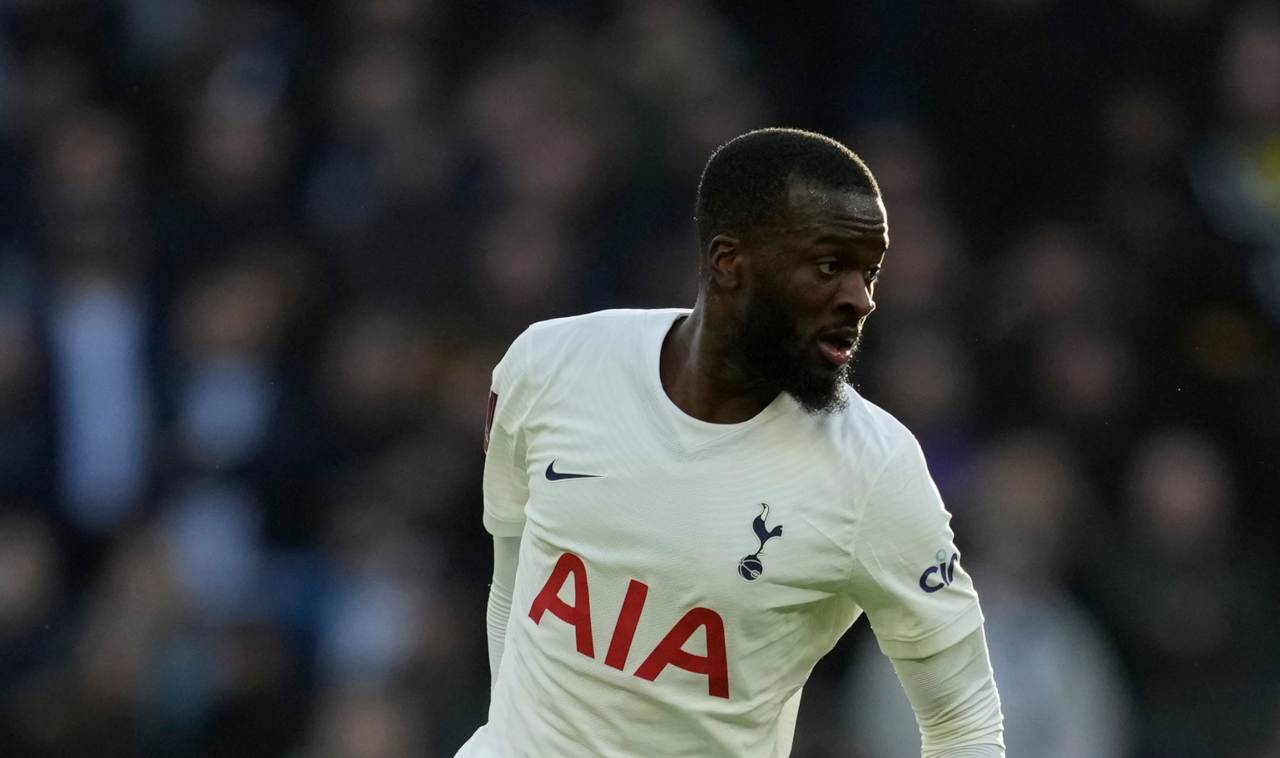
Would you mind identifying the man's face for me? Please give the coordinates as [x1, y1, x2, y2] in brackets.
[735, 182, 888, 414]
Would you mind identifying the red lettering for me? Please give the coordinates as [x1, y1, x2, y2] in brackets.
[528, 553, 595, 657]
[604, 580, 649, 670]
[634, 607, 729, 698]
[529, 554, 732, 699]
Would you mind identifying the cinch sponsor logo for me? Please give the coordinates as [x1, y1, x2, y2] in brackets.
[918, 549, 960, 593]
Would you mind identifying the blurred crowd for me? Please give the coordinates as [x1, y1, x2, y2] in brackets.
[0, 1, 1277, 756]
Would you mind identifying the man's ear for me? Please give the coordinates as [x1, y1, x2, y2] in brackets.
[706, 234, 748, 290]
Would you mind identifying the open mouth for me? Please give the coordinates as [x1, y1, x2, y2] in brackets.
[816, 329, 858, 367]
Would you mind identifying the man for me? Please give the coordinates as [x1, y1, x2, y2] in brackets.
[458, 128, 1005, 757]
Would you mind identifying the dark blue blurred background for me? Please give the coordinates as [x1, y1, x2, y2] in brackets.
[0, 1, 1278, 756]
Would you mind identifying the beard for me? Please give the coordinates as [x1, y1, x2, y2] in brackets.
[735, 288, 856, 415]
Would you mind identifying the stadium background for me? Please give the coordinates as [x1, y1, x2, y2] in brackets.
[0, 0, 1278, 756]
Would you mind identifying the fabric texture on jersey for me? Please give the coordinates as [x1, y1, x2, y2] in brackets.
[487, 535, 521, 687]
[462, 308, 985, 757]
[891, 627, 1005, 755]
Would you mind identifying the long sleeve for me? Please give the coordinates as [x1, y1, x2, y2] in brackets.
[483, 331, 535, 685]
[847, 435, 984, 660]
[888, 626, 1005, 757]
[483, 329, 537, 538]
[487, 534, 522, 687]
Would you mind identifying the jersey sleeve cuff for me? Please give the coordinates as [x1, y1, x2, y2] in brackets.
[875, 602, 985, 660]
[483, 510, 527, 537]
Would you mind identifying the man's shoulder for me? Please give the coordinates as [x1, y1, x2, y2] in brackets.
[820, 387, 918, 470]
[511, 307, 682, 362]
[503, 307, 683, 386]
[523, 308, 684, 343]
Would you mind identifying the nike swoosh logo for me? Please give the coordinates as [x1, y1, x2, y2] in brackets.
[545, 459, 602, 481]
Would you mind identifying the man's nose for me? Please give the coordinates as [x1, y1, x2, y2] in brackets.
[837, 275, 876, 319]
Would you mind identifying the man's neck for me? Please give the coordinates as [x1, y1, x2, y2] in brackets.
[659, 301, 777, 424]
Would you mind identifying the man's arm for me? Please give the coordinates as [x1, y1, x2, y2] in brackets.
[481, 330, 537, 684]
[487, 535, 522, 686]
[889, 626, 1004, 757]
[846, 433, 1004, 755]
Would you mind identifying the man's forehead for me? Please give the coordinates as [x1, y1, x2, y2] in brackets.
[782, 179, 888, 241]
[785, 179, 885, 218]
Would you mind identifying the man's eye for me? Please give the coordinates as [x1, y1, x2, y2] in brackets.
[866, 266, 882, 282]
[817, 261, 842, 276]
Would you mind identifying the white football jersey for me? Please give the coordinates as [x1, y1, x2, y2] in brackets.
[457, 309, 983, 758]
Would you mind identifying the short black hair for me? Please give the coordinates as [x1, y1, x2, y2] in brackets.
[695, 128, 880, 252]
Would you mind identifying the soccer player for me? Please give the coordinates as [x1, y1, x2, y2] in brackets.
[458, 128, 1005, 757]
